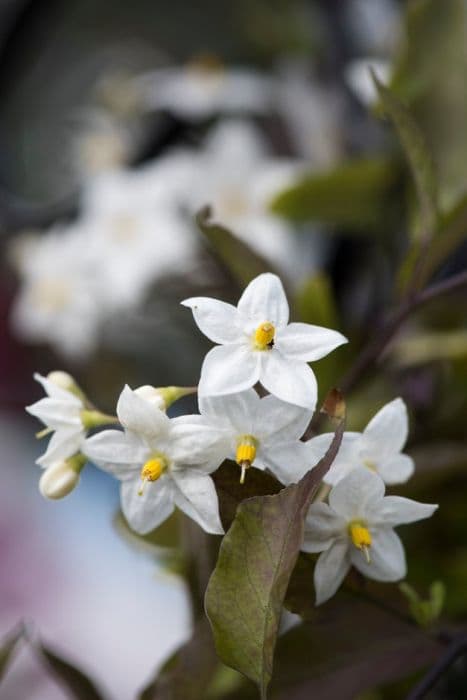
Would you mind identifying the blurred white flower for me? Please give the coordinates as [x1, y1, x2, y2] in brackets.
[26, 373, 86, 468]
[183, 272, 347, 409]
[345, 58, 392, 107]
[345, 0, 402, 55]
[83, 385, 225, 535]
[39, 455, 85, 499]
[305, 398, 414, 486]
[10, 227, 106, 358]
[139, 57, 274, 119]
[72, 109, 132, 177]
[198, 389, 313, 483]
[303, 469, 438, 605]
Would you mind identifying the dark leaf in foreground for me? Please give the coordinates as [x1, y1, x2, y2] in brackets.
[0, 623, 25, 682]
[39, 642, 106, 700]
[205, 392, 346, 699]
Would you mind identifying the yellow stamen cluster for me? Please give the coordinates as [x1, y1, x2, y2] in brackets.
[236, 436, 257, 484]
[349, 521, 372, 563]
[138, 457, 166, 496]
[253, 322, 275, 351]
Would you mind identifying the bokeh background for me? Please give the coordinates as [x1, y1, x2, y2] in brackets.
[1, 0, 466, 698]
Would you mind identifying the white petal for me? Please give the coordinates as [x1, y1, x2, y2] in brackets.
[378, 454, 415, 484]
[198, 344, 260, 397]
[168, 415, 227, 465]
[328, 468, 385, 520]
[26, 398, 81, 429]
[33, 372, 82, 403]
[237, 273, 289, 327]
[171, 470, 224, 534]
[37, 427, 84, 468]
[275, 323, 347, 362]
[260, 441, 317, 484]
[361, 398, 409, 462]
[180, 297, 240, 344]
[307, 432, 361, 486]
[198, 389, 260, 433]
[82, 430, 147, 479]
[314, 539, 350, 605]
[351, 529, 406, 582]
[367, 496, 438, 528]
[117, 385, 169, 438]
[260, 351, 317, 410]
[121, 477, 174, 534]
[252, 394, 312, 442]
[302, 502, 346, 553]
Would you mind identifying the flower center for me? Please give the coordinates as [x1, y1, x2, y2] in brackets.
[348, 521, 372, 563]
[138, 455, 167, 496]
[236, 435, 258, 484]
[187, 53, 225, 77]
[253, 322, 275, 351]
[363, 459, 377, 473]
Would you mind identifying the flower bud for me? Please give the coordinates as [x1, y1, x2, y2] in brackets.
[47, 371, 87, 403]
[39, 455, 85, 500]
[134, 385, 196, 411]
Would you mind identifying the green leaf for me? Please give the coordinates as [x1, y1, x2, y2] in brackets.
[0, 624, 25, 682]
[38, 642, 105, 700]
[196, 207, 275, 287]
[205, 392, 346, 699]
[373, 72, 439, 242]
[270, 158, 399, 231]
[139, 618, 220, 700]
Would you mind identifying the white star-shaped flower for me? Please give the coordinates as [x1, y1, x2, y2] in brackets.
[182, 272, 347, 410]
[305, 398, 414, 486]
[83, 385, 224, 535]
[198, 389, 313, 483]
[26, 373, 86, 468]
[303, 468, 438, 605]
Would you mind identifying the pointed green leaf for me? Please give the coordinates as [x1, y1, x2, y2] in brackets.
[38, 642, 105, 700]
[196, 207, 276, 287]
[373, 72, 438, 241]
[205, 393, 346, 699]
[270, 158, 399, 231]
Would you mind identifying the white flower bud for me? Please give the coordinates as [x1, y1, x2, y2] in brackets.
[39, 456, 84, 500]
[134, 385, 166, 410]
[47, 371, 76, 391]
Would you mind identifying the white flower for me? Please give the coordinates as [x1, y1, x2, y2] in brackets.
[305, 398, 414, 486]
[182, 272, 347, 410]
[344, 58, 392, 107]
[26, 373, 86, 468]
[303, 469, 438, 605]
[198, 389, 313, 483]
[83, 385, 225, 535]
[139, 60, 274, 119]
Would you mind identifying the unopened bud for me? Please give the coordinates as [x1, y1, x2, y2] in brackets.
[134, 385, 196, 411]
[47, 371, 87, 403]
[39, 454, 86, 500]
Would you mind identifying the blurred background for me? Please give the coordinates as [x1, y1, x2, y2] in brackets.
[0, 0, 466, 698]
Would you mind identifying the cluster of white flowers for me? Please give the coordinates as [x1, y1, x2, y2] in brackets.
[9, 56, 341, 359]
[27, 273, 437, 605]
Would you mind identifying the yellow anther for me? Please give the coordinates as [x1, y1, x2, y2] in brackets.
[138, 457, 166, 496]
[349, 522, 372, 563]
[236, 436, 258, 484]
[253, 322, 275, 350]
[363, 459, 377, 473]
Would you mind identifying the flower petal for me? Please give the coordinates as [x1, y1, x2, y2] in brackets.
[351, 528, 406, 582]
[121, 477, 174, 534]
[180, 297, 240, 344]
[314, 539, 350, 605]
[252, 394, 312, 442]
[361, 398, 408, 462]
[307, 432, 361, 486]
[33, 373, 82, 403]
[198, 344, 260, 397]
[26, 398, 81, 429]
[83, 429, 147, 479]
[171, 469, 224, 534]
[260, 441, 317, 484]
[198, 389, 260, 434]
[117, 385, 169, 438]
[168, 415, 227, 465]
[367, 496, 438, 528]
[302, 502, 346, 554]
[275, 322, 347, 362]
[237, 273, 289, 327]
[328, 468, 385, 520]
[37, 427, 84, 468]
[378, 454, 415, 484]
[260, 351, 317, 410]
